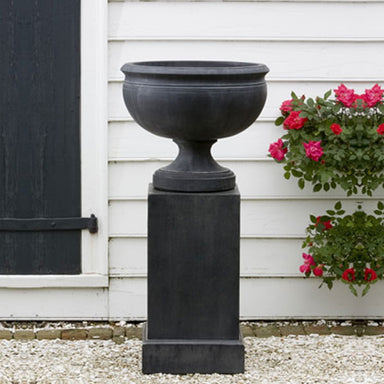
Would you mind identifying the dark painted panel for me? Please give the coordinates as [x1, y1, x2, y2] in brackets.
[0, 0, 81, 274]
[147, 186, 240, 340]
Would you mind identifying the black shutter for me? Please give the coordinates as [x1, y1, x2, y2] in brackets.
[0, 0, 83, 274]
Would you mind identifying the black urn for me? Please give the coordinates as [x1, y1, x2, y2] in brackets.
[121, 61, 269, 192]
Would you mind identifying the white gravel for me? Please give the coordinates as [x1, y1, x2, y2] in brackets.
[0, 335, 383, 384]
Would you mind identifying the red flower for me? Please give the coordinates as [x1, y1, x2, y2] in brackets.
[342, 268, 356, 282]
[364, 268, 378, 282]
[303, 141, 324, 162]
[330, 123, 342, 135]
[313, 265, 324, 277]
[269, 139, 288, 161]
[315, 216, 333, 230]
[362, 84, 384, 107]
[280, 99, 294, 113]
[283, 111, 308, 130]
[377, 124, 384, 135]
[334, 84, 359, 108]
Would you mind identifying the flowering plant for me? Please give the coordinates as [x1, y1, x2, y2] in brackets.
[301, 201, 384, 296]
[270, 84, 384, 196]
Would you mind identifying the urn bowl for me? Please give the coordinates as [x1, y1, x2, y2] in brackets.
[121, 61, 269, 192]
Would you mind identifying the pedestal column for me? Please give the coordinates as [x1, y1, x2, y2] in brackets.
[143, 185, 244, 374]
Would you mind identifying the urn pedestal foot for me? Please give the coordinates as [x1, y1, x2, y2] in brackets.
[142, 324, 245, 374]
[144, 185, 244, 374]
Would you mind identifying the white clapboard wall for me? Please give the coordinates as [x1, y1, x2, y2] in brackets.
[108, 0, 384, 320]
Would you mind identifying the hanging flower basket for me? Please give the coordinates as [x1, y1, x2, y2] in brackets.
[270, 84, 384, 196]
[300, 202, 384, 296]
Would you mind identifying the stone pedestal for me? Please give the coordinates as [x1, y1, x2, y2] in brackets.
[142, 185, 244, 374]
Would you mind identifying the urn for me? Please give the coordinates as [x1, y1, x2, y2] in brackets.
[121, 60, 269, 192]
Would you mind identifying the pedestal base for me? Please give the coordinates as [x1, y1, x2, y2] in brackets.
[142, 324, 245, 374]
[144, 185, 243, 374]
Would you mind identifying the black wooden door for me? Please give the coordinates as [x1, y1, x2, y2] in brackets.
[0, 1, 81, 274]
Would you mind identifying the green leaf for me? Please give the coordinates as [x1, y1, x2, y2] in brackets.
[349, 284, 358, 296]
[292, 169, 303, 177]
[298, 178, 305, 189]
[284, 172, 291, 180]
[332, 104, 342, 113]
[275, 116, 285, 126]
[310, 215, 317, 224]
[320, 170, 332, 184]
[304, 173, 313, 181]
[324, 89, 332, 100]
[313, 184, 322, 192]
[378, 201, 384, 210]
[307, 98, 315, 108]
[362, 284, 371, 296]
[334, 201, 342, 210]
[326, 210, 335, 216]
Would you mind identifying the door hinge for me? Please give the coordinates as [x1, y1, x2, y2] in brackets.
[0, 214, 98, 233]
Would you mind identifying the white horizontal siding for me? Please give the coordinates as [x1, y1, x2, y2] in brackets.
[109, 199, 378, 237]
[108, 80, 383, 121]
[108, 120, 288, 161]
[109, 160, 384, 199]
[109, 277, 384, 321]
[110, 0, 384, 3]
[0, 289, 108, 320]
[109, 237, 304, 277]
[109, 2, 384, 40]
[109, 40, 384, 82]
[107, 0, 384, 320]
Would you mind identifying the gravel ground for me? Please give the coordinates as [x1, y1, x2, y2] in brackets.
[0, 334, 383, 384]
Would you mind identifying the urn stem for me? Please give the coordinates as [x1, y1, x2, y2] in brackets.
[153, 139, 235, 192]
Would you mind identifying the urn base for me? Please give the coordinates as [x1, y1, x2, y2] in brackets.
[153, 167, 235, 192]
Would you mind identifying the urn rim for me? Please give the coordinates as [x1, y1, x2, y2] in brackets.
[121, 60, 269, 77]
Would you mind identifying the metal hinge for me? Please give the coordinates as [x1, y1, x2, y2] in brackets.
[0, 214, 98, 233]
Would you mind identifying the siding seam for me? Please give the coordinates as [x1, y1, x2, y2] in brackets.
[108, 36, 384, 42]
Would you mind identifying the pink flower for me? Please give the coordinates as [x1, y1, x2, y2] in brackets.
[334, 84, 359, 107]
[330, 123, 342, 135]
[362, 84, 384, 107]
[299, 253, 316, 274]
[313, 265, 324, 277]
[269, 139, 288, 161]
[377, 124, 384, 135]
[303, 140, 324, 162]
[342, 268, 356, 282]
[283, 111, 308, 130]
[280, 99, 294, 113]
